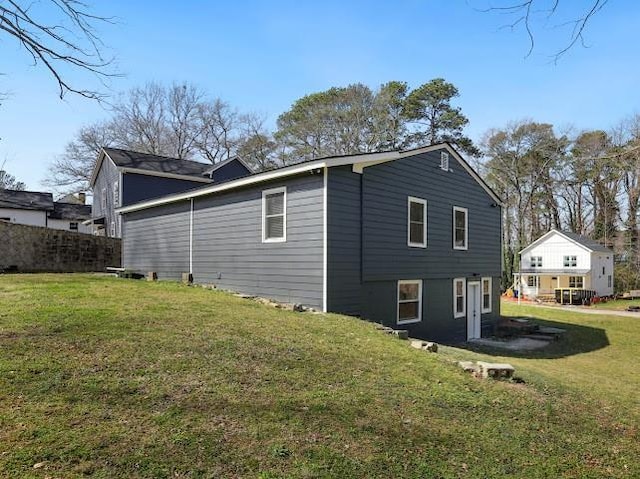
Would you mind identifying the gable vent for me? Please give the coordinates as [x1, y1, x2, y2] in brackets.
[440, 151, 450, 171]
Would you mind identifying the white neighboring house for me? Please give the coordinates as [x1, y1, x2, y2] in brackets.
[0, 189, 92, 234]
[517, 229, 614, 299]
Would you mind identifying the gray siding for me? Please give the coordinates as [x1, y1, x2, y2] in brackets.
[122, 173, 208, 205]
[122, 201, 190, 280]
[212, 159, 252, 183]
[91, 156, 121, 237]
[361, 150, 501, 280]
[327, 166, 362, 315]
[193, 173, 324, 308]
[121, 172, 324, 309]
[327, 148, 502, 343]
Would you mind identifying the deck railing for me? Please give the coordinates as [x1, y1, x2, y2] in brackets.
[554, 288, 596, 305]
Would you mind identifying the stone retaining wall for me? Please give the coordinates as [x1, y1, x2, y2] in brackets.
[0, 221, 121, 273]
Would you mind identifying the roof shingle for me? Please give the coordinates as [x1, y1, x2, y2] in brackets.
[0, 189, 53, 211]
[103, 148, 211, 177]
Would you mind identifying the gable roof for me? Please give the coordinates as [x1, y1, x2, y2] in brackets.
[89, 148, 213, 187]
[0, 189, 53, 211]
[202, 155, 253, 176]
[50, 202, 92, 221]
[520, 229, 612, 254]
[118, 143, 502, 215]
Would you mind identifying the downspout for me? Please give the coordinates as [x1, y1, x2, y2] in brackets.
[189, 198, 194, 275]
[322, 167, 328, 313]
[360, 172, 364, 285]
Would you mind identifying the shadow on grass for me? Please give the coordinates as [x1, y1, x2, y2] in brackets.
[456, 316, 610, 360]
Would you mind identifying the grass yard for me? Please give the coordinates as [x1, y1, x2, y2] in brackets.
[592, 298, 640, 311]
[0, 275, 638, 478]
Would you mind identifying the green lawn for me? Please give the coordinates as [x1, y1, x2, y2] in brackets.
[592, 298, 640, 311]
[0, 275, 638, 478]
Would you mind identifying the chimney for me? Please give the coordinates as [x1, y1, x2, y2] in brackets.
[78, 192, 86, 204]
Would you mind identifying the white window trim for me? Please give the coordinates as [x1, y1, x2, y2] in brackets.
[113, 180, 120, 207]
[397, 279, 423, 325]
[101, 187, 107, 210]
[407, 196, 427, 248]
[262, 186, 287, 243]
[481, 277, 492, 314]
[110, 221, 116, 237]
[453, 206, 468, 250]
[563, 255, 577, 268]
[453, 277, 466, 318]
[569, 276, 584, 288]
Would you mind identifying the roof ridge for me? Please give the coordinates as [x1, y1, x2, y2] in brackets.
[0, 188, 53, 196]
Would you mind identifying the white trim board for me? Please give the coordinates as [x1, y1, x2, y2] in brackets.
[120, 167, 212, 183]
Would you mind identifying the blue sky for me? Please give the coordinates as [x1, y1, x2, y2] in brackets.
[0, 0, 637, 190]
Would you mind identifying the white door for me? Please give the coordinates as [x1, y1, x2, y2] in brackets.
[467, 282, 482, 340]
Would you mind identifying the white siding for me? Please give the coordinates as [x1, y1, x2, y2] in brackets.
[47, 218, 92, 234]
[590, 252, 614, 296]
[521, 232, 591, 271]
[0, 208, 47, 227]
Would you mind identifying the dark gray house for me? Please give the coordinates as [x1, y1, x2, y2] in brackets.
[117, 143, 502, 342]
[87, 147, 252, 237]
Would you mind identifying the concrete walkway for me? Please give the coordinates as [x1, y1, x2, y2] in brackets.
[507, 301, 640, 318]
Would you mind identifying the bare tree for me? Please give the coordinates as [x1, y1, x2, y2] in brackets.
[0, 161, 25, 190]
[45, 121, 117, 192]
[193, 99, 240, 163]
[476, 0, 610, 61]
[47, 82, 256, 192]
[0, 1, 116, 99]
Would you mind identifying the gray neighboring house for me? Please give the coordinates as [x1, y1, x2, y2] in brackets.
[117, 143, 502, 343]
[87, 147, 253, 237]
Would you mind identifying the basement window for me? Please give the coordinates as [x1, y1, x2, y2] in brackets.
[481, 277, 492, 313]
[262, 187, 286, 242]
[69, 222, 78, 231]
[453, 206, 468, 250]
[453, 278, 466, 318]
[407, 196, 427, 248]
[397, 280, 422, 324]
